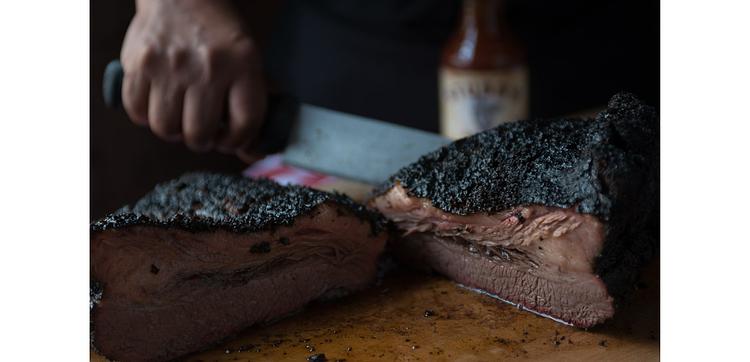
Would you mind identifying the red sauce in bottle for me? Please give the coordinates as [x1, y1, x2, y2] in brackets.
[439, 0, 528, 139]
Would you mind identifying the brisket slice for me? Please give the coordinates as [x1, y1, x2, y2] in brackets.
[90, 173, 386, 362]
[371, 93, 658, 328]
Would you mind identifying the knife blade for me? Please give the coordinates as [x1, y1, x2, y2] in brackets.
[283, 104, 450, 184]
[103, 60, 450, 184]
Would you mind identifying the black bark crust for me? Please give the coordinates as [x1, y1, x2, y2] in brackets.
[91, 172, 384, 235]
[377, 92, 659, 305]
[89, 280, 103, 350]
[375, 92, 658, 222]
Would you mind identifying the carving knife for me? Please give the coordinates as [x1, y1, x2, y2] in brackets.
[103, 60, 450, 185]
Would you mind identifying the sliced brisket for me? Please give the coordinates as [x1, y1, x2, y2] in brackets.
[371, 93, 658, 328]
[90, 173, 386, 361]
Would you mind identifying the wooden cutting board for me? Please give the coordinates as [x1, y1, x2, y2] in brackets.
[90, 264, 658, 361]
[91, 180, 659, 362]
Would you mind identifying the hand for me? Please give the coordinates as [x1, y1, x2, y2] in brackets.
[120, 0, 266, 154]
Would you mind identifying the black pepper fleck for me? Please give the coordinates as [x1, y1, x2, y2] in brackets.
[307, 353, 327, 362]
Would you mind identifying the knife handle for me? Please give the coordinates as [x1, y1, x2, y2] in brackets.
[102, 59, 297, 154]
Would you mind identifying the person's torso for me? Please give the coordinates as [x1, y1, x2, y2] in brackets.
[265, 0, 460, 132]
[260, 0, 659, 131]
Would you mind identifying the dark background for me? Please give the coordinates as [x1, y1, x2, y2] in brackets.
[91, 2, 245, 220]
[91, 0, 659, 219]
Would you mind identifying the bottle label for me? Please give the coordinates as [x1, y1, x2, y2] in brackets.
[439, 67, 529, 139]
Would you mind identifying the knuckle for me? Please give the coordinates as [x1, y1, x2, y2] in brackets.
[196, 47, 218, 81]
[167, 48, 188, 70]
[198, 46, 222, 67]
[137, 46, 160, 69]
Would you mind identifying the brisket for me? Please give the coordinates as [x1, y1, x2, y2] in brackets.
[90, 173, 386, 361]
[371, 93, 659, 328]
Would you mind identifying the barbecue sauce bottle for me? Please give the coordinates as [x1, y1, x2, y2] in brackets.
[439, 0, 528, 139]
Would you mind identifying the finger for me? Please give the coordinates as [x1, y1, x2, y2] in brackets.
[148, 82, 184, 142]
[216, 76, 267, 151]
[122, 72, 150, 126]
[183, 85, 224, 152]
